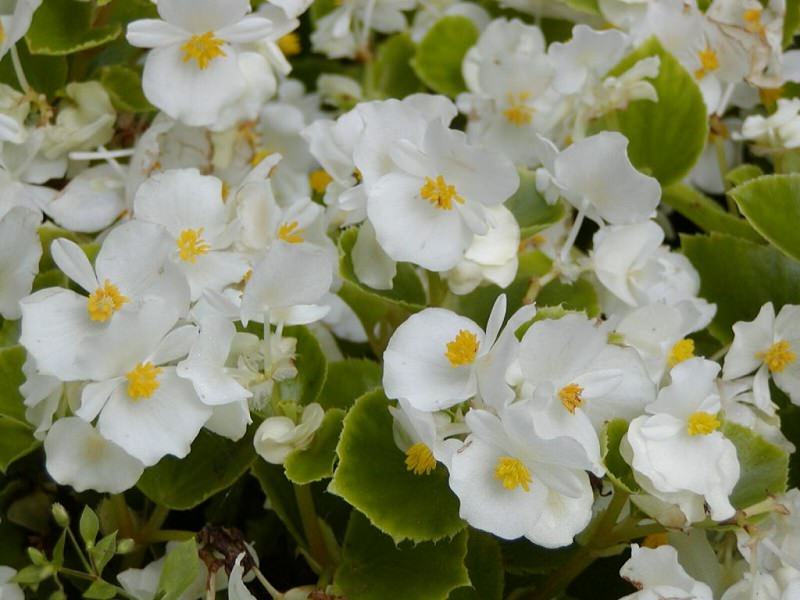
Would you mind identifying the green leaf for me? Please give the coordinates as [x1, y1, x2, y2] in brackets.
[0, 418, 38, 473]
[251, 461, 305, 546]
[448, 531, 504, 600]
[0, 43, 67, 97]
[90, 532, 117, 575]
[536, 277, 599, 317]
[661, 184, 762, 243]
[79, 506, 99, 546]
[156, 539, 201, 600]
[284, 409, 345, 484]
[368, 34, 424, 99]
[137, 428, 257, 511]
[725, 164, 764, 188]
[82, 580, 117, 600]
[597, 37, 708, 186]
[0, 319, 20, 347]
[500, 539, 573, 575]
[335, 511, 470, 600]
[505, 168, 565, 238]
[317, 359, 382, 410]
[0, 346, 26, 422]
[98, 66, 154, 113]
[600, 419, 639, 494]
[730, 174, 800, 262]
[329, 390, 465, 543]
[411, 16, 479, 96]
[682, 233, 800, 341]
[37, 225, 90, 271]
[26, 0, 122, 55]
[785, 0, 800, 46]
[722, 422, 789, 509]
[276, 326, 327, 407]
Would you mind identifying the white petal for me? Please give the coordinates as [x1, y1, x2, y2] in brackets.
[126, 19, 188, 48]
[51, 238, 98, 293]
[157, 0, 250, 32]
[0, 207, 42, 319]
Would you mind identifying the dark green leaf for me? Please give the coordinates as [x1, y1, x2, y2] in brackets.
[449, 531, 504, 600]
[600, 419, 639, 494]
[26, 0, 122, 55]
[317, 359, 382, 410]
[99, 66, 154, 113]
[723, 421, 789, 509]
[284, 409, 345, 484]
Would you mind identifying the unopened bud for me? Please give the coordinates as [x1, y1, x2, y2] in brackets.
[27, 547, 48, 566]
[116, 538, 135, 555]
[51, 503, 69, 528]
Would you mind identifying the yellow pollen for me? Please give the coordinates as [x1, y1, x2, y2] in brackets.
[221, 181, 231, 202]
[0, 22, 5, 43]
[642, 533, 669, 549]
[494, 457, 532, 492]
[668, 338, 695, 368]
[445, 330, 479, 367]
[420, 175, 464, 210]
[309, 169, 333, 193]
[353, 168, 363, 183]
[743, 8, 765, 34]
[181, 32, 226, 70]
[687, 411, 721, 436]
[503, 92, 534, 126]
[277, 32, 302, 56]
[757, 340, 797, 373]
[251, 149, 273, 167]
[405, 442, 436, 475]
[695, 47, 720, 79]
[277, 221, 305, 244]
[177, 228, 210, 263]
[760, 87, 783, 106]
[126, 362, 163, 400]
[87, 280, 129, 322]
[559, 383, 584, 414]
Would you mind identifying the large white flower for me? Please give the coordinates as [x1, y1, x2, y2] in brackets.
[619, 544, 713, 600]
[0, 206, 41, 319]
[0, 0, 43, 60]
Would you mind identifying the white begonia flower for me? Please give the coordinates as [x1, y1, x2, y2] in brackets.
[0, 0, 43, 60]
[516, 313, 655, 474]
[548, 25, 629, 96]
[624, 358, 740, 522]
[228, 553, 256, 600]
[20, 221, 190, 382]
[43, 82, 116, 159]
[134, 168, 250, 301]
[619, 544, 714, 600]
[253, 402, 324, 464]
[44, 417, 145, 494]
[389, 398, 464, 475]
[449, 407, 595, 547]
[383, 294, 536, 411]
[739, 98, 800, 152]
[227, 330, 298, 410]
[42, 164, 126, 234]
[127, 0, 274, 127]
[723, 303, 800, 407]
[736, 489, 800, 573]
[0, 566, 23, 600]
[75, 324, 212, 467]
[721, 572, 790, 600]
[367, 118, 519, 272]
[598, 0, 648, 28]
[0, 206, 41, 319]
[690, 123, 741, 195]
[21, 355, 66, 440]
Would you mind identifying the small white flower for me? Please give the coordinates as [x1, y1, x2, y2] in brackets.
[0, 206, 41, 320]
[0, 565, 23, 600]
[253, 402, 324, 464]
[619, 544, 713, 600]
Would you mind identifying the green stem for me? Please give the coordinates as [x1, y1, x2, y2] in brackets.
[9, 46, 30, 93]
[58, 568, 95, 582]
[293, 484, 332, 573]
[65, 528, 94, 575]
[253, 567, 283, 600]
[140, 505, 170, 541]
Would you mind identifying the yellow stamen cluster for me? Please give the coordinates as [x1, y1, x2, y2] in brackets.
[309, 169, 333, 193]
[420, 175, 464, 210]
[503, 92, 534, 127]
[181, 32, 226, 70]
[445, 330, 479, 367]
[743, 8, 765, 34]
[87, 280, 129, 322]
[687, 411, 721, 436]
[695, 47, 720, 79]
[758, 340, 797, 373]
[559, 383, 584, 414]
[177, 228, 210, 263]
[277, 33, 302, 56]
[0, 22, 5, 43]
[251, 149, 273, 167]
[277, 221, 305, 244]
[760, 87, 783, 106]
[494, 457, 532, 492]
[126, 362, 163, 400]
[405, 443, 436, 475]
[642, 533, 669, 549]
[668, 338, 695, 368]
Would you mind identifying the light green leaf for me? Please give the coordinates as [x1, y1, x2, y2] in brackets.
[156, 539, 201, 600]
[284, 409, 345, 484]
[597, 37, 708, 186]
[99, 66, 154, 113]
[725, 164, 764, 188]
[273, 326, 327, 408]
[329, 390, 465, 543]
[661, 184, 762, 242]
[82, 580, 117, 600]
[505, 168, 565, 238]
[137, 428, 257, 510]
[26, 0, 122, 55]
[0, 319, 20, 347]
[411, 16, 479, 96]
[335, 511, 470, 600]
[730, 174, 800, 262]
[317, 359, 382, 411]
[785, 0, 800, 46]
[600, 419, 639, 494]
[722, 421, 789, 509]
[368, 34, 424, 99]
[449, 531, 504, 600]
[682, 233, 800, 341]
[79, 506, 99, 546]
[90, 532, 117, 575]
[0, 418, 38, 473]
[536, 277, 599, 317]
[0, 346, 26, 422]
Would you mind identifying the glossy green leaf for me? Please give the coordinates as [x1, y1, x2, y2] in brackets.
[0, 43, 67, 97]
[0, 346, 26, 422]
[99, 66, 154, 113]
[536, 277, 599, 317]
[317, 359, 382, 410]
[0, 418, 38, 474]
[785, 0, 800, 46]
[449, 531, 504, 600]
[137, 428, 257, 510]
[329, 390, 465, 543]
[411, 16, 479, 96]
[722, 421, 789, 509]
[725, 164, 764, 188]
[335, 511, 470, 600]
[506, 168, 565, 238]
[26, 0, 122, 55]
[275, 326, 327, 407]
[730, 174, 800, 262]
[251, 460, 306, 546]
[368, 34, 424, 99]
[284, 409, 345, 484]
[600, 419, 639, 494]
[156, 539, 201, 600]
[598, 37, 708, 186]
[682, 233, 800, 341]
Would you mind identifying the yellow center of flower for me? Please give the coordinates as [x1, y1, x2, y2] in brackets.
[687, 411, 721, 436]
[309, 169, 333, 193]
[642, 532, 669, 548]
[668, 338, 695, 368]
[420, 175, 464, 210]
[126, 362, 163, 400]
[251, 149, 273, 167]
[405, 442, 436, 475]
[445, 330, 479, 367]
[503, 92, 534, 127]
[695, 47, 720, 79]
[277, 32, 302, 56]
[760, 87, 783, 106]
[277, 221, 305, 244]
[87, 280, 129, 322]
[743, 8, 765, 34]
[559, 383, 584, 414]
[494, 457, 532, 492]
[181, 32, 226, 70]
[0, 22, 5, 43]
[177, 228, 210, 263]
[757, 340, 797, 373]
